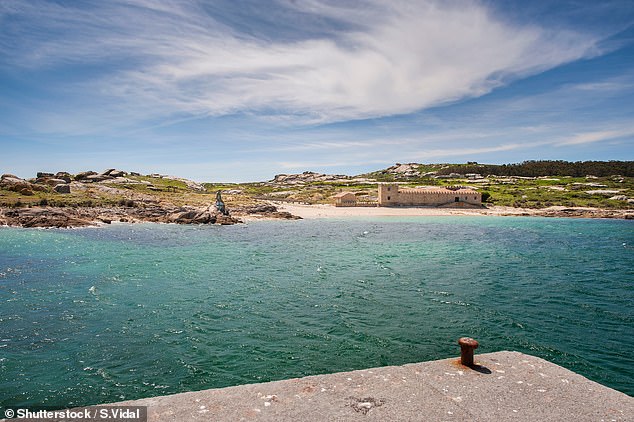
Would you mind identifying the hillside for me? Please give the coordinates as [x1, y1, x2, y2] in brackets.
[210, 161, 634, 210]
[1, 161, 633, 227]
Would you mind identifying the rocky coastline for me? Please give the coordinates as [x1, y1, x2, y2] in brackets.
[0, 205, 235, 228]
[0, 170, 304, 228]
[1, 167, 632, 228]
[0, 204, 304, 228]
[503, 207, 634, 219]
[2, 202, 631, 229]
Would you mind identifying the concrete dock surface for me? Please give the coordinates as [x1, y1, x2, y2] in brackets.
[112, 351, 632, 421]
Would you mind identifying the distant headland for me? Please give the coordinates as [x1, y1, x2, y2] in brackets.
[1, 161, 633, 227]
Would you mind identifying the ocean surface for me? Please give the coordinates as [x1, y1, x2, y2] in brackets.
[1, 216, 632, 409]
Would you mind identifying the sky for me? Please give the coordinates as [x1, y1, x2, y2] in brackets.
[1, 0, 633, 182]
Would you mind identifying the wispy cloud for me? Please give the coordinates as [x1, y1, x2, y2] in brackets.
[2, 0, 632, 182]
[277, 158, 392, 170]
[556, 128, 634, 146]
[413, 142, 535, 160]
[0, 0, 604, 128]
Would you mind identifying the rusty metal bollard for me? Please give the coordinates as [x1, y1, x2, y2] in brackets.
[458, 337, 479, 367]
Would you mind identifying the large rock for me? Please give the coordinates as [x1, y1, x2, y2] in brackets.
[233, 204, 301, 220]
[243, 204, 278, 214]
[85, 174, 114, 182]
[44, 178, 68, 187]
[1, 207, 93, 228]
[167, 206, 240, 225]
[216, 214, 241, 225]
[109, 170, 127, 177]
[101, 169, 127, 177]
[54, 184, 71, 194]
[0, 174, 47, 193]
[75, 171, 98, 180]
[169, 209, 217, 224]
[1, 176, 28, 188]
[169, 209, 200, 224]
[55, 172, 72, 183]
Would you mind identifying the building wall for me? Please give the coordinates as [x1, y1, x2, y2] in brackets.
[378, 184, 481, 207]
[377, 184, 397, 205]
[334, 193, 357, 207]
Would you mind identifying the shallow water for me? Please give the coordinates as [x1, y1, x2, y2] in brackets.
[1, 216, 632, 408]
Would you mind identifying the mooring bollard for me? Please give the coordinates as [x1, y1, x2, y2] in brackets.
[458, 337, 479, 367]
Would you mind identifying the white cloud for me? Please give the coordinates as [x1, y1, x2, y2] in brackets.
[556, 128, 634, 146]
[414, 142, 532, 160]
[1, 0, 603, 126]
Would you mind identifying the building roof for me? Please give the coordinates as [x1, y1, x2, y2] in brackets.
[398, 188, 479, 194]
[332, 192, 356, 198]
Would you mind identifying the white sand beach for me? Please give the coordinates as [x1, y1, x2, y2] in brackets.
[271, 203, 634, 220]
[276, 203, 538, 219]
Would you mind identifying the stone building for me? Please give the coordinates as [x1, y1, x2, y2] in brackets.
[332, 192, 357, 207]
[378, 184, 481, 207]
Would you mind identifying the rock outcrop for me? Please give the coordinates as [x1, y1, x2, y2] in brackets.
[534, 207, 634, 219]
[0, 174, 47, 195]
[270, 171, 351, 185]
[383, 163, 423, 178]
[0, 169, 298, 227]
[167, 206, 240, 225]
[55, 172, 72, 183]
[43, 178, 68, 187]
[54, 184, 71, 194]
[102, 169, 127, 178]
[0, 204, 243, 228]
[232, 204, 302, 220]
[1, 207, 94, 228]
[75, 171, 98, 180]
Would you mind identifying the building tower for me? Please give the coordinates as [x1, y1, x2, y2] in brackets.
[377, 183, 398, 206]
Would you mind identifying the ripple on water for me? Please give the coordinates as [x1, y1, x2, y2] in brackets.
[0, 218, 633, 407]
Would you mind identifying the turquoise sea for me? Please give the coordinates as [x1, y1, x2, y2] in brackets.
[1, 217, 633, 409]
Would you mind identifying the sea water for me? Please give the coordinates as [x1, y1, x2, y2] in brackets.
[0, 216, 632, 409]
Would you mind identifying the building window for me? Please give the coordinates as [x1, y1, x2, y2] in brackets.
[455, 197, 459, 202]
[387, 196, 391, 200]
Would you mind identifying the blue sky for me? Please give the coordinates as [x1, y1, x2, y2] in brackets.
[1, 0, 633, 182]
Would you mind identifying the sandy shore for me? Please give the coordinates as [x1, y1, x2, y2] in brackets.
[276, 203, 634, 220]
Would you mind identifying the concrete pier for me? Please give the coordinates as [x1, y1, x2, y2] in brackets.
[110, 351, 632, 421]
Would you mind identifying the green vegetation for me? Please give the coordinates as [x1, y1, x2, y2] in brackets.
[433, 160, 634, 177]
[480, 176, 633, 208]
